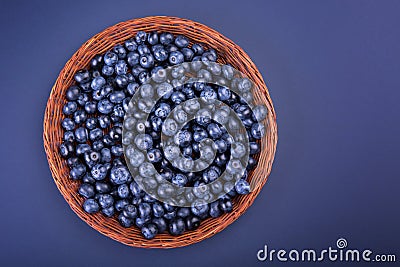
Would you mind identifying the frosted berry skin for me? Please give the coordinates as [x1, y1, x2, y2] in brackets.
[59, 31, 266, 240]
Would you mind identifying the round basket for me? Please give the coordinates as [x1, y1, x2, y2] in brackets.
[43, 16, 278, 248]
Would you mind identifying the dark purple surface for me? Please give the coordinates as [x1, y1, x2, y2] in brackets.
[1, 0, 399, 266]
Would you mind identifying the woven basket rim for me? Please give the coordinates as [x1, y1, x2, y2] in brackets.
[43, 15, 278, 248]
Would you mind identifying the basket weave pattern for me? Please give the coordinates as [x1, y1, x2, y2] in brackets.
[43, 16, 278, 248]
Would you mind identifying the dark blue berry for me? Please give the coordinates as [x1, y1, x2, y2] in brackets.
[70, 163, 86, 180]
[83, 199, 99, 213]
[66, 85, 81, 101]
[91, 164, 108, 181]
[90, 54, 103, 70]
[235, 179, 250, 194]
[123, 204, 138, 219]
[110, 166, 130, 185]
[102, 206, 115, 217]
[63, 101, 78, 115]
[142, 223, 158, 240]
[185, 215, 201, 230]
[168, 218, 185, 236]
[175, 35, 189, 48]
[152, 217, 167, 233]
[135, 31, 147, 44]
[124, 38, 137, 51]
[61, 118, 75, 131]
[159, 32, 174, 45]
[104, 51, 118, 66]
[78, 183, 95, 198]
[118, 213, 134, 227]
[112, 44, 127, 59]
[169, 51, 184, 65]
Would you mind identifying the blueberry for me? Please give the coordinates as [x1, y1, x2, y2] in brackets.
[135, 216, 151, 228]
[169, 51, 184, 65]
[175, 130, 192, 147]
[152, 202, 165, 218]
[115, 75, 129, 88]
[142, 223, 158, 239]
[113, 199, 128, 212]
[193, 129, 208, 142]
[90, 54, 103, 70]
[70, 163, 86, 180]
[59, 141, 74, 158]
[168, 218, 185, 236]
[209, 201, 222, 218]
[97, 99, 114, 114]
[74, 69, 90, 84]
[175, 35, 189, 48]
[111, 144, 123, 156]
[63, 131, 75, 143]
[89, 128, 103, 141]
[98, 194, 114, 208]
[118, 213, 134, 228]
[105, 165, 127, 185]
[62, 101, 78, 115]
[191, 199, 209, 218]
[152, 44, 168, 62]
[113, 44, 126, 59]
[159, 32, 174, 45]
[124, 38, 137, 51]
[91, 76, 106, 91]
[115, 60, 128, 75]
[91, 164, 108, 181]
[137, 202, 151, 219]
[66, 85, 81, 101]
[250, 123, 265, 139]
[181, 47, 194, 61]
[247, 156, 258, 170]
[101, 65, 114, 76]
[145, 148, 161, 163]
[152, 217, 167, 233]
[104, 51, 118, 66]
[185, 215, 201, 231]
[84, 150, 100, 167]
[108, 91, 125, 104]
[77, 93, 89, 106]
[122, 204, 137, 219]
[200, 87, 217, 103]
[76, 143, 91, 156]
[135, 31, 147, 44]
[177, 207, 190, 218]
[235, 179, 250, 195]
[137, 44, 150, 55]
[166, 44, 178, 53]
[172, 173, 188, 187]
[73, 126, 87, 143]
[202, 166, 220, 183]
[249, 142, 260, 155]
[109, 126, 122, 141]
[100, 148, 111, 163]
[134, 134, 153, 150]
[192, 43, 204, 55]
[218, 86, 231, 101]
[170, 91, 186, 105]
[83, 199, 99, 214]
[146, 31, 159, 45]
[61, 118, 75, 131]
[102, 206, 115, 217]
[207, 123, 222, 139]
[219, 198, 233, 213]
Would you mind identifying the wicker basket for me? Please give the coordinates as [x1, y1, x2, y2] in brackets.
[43, 16, 278, 248]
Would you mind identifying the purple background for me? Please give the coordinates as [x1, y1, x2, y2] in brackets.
[1, 0, 399, 266]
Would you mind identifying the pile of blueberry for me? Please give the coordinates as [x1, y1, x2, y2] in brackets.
[59, 31, 268, 239]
